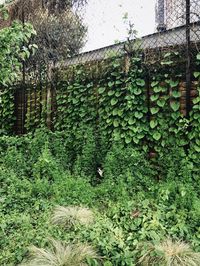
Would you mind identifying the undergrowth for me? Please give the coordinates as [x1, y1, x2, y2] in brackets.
[0, 128, 200, 265]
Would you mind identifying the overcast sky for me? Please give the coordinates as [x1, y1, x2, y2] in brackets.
[83, 0, 156, 52]
[0, 0, 157, 52]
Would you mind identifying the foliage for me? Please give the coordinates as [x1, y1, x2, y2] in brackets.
[31, 8, 87, 64]
[1, 34, 200, 265]
[103, 142, 155, 186]
[1, 131, 200, 265]
[6, 0, 87, 66]
[0, 6, 37, 134]
[32, 142, 63, 180]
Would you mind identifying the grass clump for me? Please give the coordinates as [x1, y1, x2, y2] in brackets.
[139, 238, 200, 266]
[51, 206, 94, 228]
[20, 239, 98, 266]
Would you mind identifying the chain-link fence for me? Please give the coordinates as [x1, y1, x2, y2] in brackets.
[1, 0, 200, 133]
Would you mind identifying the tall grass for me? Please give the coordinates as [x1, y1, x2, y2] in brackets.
[138, 238, 200, 266]
[20, 239, 98, 266]
[51, 206, 94, 228]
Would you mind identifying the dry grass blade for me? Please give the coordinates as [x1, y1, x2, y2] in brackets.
[51, 206, 94, 228]
[20, 238, 98, 266]
[138, 238, 200, 266]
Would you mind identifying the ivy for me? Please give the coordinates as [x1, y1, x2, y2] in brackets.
[0, 5, 37, 135]
[188, 54, 200, 159]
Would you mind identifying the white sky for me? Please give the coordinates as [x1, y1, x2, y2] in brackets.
[83, 0, 156, 52]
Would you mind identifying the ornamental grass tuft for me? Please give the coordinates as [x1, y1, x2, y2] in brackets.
[51, 206, 94, 228]
[138, 238, 200, 266]
[20, 239, 98, 266]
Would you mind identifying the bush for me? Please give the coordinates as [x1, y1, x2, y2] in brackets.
[103, 143, 155, 191]
[32, 142, 63, 181]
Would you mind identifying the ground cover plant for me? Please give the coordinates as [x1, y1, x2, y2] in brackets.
[0, 128, 200, 266]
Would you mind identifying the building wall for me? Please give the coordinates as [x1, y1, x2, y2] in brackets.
[156, 0, 200, 30]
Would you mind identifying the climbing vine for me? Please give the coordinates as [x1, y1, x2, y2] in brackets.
[0, 6, 37, 134]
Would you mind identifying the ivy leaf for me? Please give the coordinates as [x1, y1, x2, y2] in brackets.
[112, 109, 118, 115]
[72, 98, 78, 104]
[113, 132, 121, 141]
[151, 81, 159, 87]
[168, 80, 179, 88]
[151, 94, 159, 101]
[125, 136, 132, 144]
[137, 133, 145, 139]
[118, 109, 123, 116]
[153, 132, 161, 141]
[194, 72, 200, 78]
[170, 102, 180, 112]
[133, 88, 142, 95]
[171, 112, 180, 120]
[150, 107, 159, 115]
[194, 145, 200, 152]
[111, 98, 118, 106]
[98, 87, 106, 94]
[157, 99, 166, 108]
[193, 97, 200, 105]
[115, 91, 122, 97]
[171, 91, 181, 98]
[115, 80, 122, 85]
[164, 52, 171, 58]
[108, 90, 115, 96]
[135, 111, 143, 119]
[161, 60, 173, 65]
[150, 120, 158, 129]
[108, 81, 114, 87]
[154, 86, 164, 93]
[133, 137, 140, 144]
[136, 79, 145, 86]
[128, 117, 135, 125]
[113, 120, 119, 127]
[197, 54, 200, 60]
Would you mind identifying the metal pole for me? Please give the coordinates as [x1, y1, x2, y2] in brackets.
[156, 0, 166, 32]
[186, 0, 191, 118]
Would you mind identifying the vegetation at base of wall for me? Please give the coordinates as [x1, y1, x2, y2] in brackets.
[0, 129, 200, 265]
[3, 50, 200, 164]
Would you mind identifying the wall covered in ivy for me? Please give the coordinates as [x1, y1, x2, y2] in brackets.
[1, 50, 200, 158]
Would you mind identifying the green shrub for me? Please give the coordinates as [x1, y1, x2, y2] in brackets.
[33, 142, 63, 180]
[103, 143, 155, 190]
[52, 176, 95, 206]
[73, 126, 98, 180]
[156, 146, 192, 181]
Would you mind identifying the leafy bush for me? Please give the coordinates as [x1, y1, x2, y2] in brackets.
[103, 143, 155, 191]
[0, 132, 200, 265]
[33, 142, 63, 181]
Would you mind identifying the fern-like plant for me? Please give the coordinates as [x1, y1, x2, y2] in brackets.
[138, 238, 200, 266]
[51, 206, 94, 228]
[20, 239, 98, 266]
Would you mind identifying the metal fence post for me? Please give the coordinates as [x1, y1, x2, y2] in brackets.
[186, 0, 191, 118]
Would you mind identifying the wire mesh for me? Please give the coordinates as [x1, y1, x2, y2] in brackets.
[1, 0, 200, 133]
